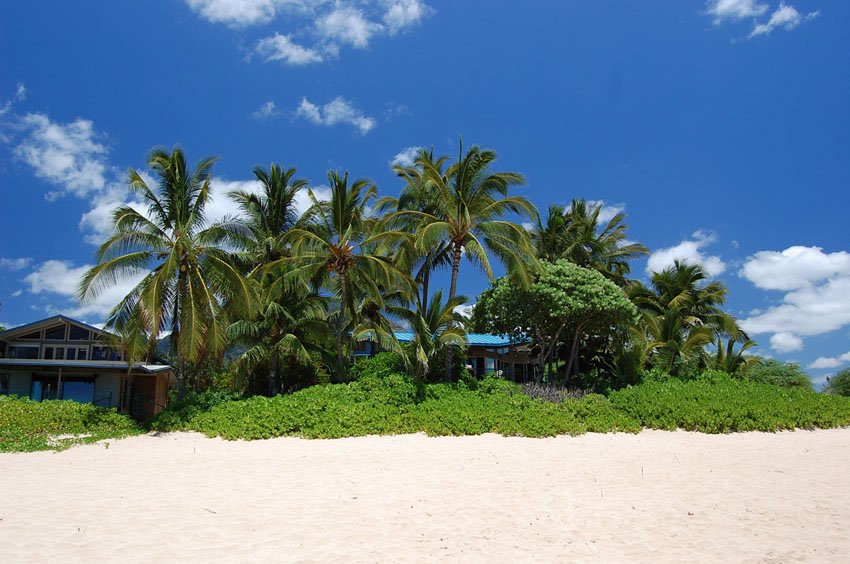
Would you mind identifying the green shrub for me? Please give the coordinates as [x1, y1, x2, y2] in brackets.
[349, 352, 407, 381]
[609, 372, 850, 433]
[150, 389, 243, 431]
[825, 368, 850, 397]
[0, 396, 140, 452]
[742, 359, 813, 389]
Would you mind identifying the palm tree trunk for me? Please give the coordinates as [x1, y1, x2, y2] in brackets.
[421, 264, 431, 314]
[335, 274, 349, 382]
[444, 242, 463, 382]
[269, 352, 280, 396]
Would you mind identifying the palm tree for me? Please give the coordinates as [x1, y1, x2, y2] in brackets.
[630, 260, 743, 339]
[391, 290, 468, 382]
[78, 147, 253, 393]
[276, 171, 410, 380]
[534, 199, 648, 286]
[641, 309, 714, 377]
[223, 163, 331, 395]
[389, 142, 537, 380]
[227, 163, 308, 268]
[230, 284, 328, 395]
[380, 148, 453, 314]
[710, 337, 758, 375]
[629, 261, 747, 377]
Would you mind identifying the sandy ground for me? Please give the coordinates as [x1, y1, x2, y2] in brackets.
[1, 429, 849, 562]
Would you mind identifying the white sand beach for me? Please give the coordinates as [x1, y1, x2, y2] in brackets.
[2, 429, 849, 562]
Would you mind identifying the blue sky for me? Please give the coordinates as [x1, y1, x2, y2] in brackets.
[1, 1, 848, 385]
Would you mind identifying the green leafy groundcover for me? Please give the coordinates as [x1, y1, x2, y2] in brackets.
[608, 372, 850, 433]
[5, 372, 850, 452]
[0, 396, 141, 452]
[151, 371, 850, 440]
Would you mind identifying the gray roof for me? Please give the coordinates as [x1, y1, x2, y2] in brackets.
[0, 315, 113, 341]
[0, 358, 173, 374]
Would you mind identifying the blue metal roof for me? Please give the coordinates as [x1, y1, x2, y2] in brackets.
[393, 332, 522, 347]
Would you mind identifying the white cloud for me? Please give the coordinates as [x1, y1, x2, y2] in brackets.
[770, 332, 803, 354]
[391, 146, 420, 168]
[586, 200, 625, 224]
[252, 101, 282, 120]
[454, 304, 474, 319]
[23, 260, 147, 321]
[0, 257, 32, 271]
[11, 290, 22, 297]
[0, 82, 26, 118]
[316, 5, 381, 48]
[382, 0, 432, 34]
[188, 1, 433, 65]
[14, 113, 109, 198]
[741, 247, 850, 347]
[384, 103, 410, 120]
[750, 3, 819, 37]
[646, 230, 726, 276]
[254, 33, 323, 65]
[185, 0, 293, 27]
[706, 0, 769, 23]
[740, 246, 850, 291]
[295, 96, 376, 134]
[808, 352, 850, 370]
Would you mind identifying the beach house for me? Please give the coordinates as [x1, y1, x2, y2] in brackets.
[0, 315, 175, 421]
[355, 332, 537, 380]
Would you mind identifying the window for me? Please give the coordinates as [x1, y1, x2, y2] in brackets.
[19, 331, 41, 340]
[66, 348, 77, 361]
[45, 325, 66, 340]
[43, 347, 54, 360]
[55, 347, 65, 360]
[62, 380, 95, 404]
[9, 345, 39, 359]
[92, 346, 107, 360]
[0, 374, 9, 395]
[68, 325, 90, 340]
[77, 348, 88, 361]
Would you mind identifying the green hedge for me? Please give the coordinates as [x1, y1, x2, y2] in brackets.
[7, 370, 850, 452]
[0, 396, 141, 452]
[609, 372, 850, 433]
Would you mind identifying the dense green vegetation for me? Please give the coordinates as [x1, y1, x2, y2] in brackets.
[825, 368, 850, 397]
[608, 372, 850, 433]
[144, 362, 850, 440]
[40, 139, 845, 453]
[0, 396, 140, 452]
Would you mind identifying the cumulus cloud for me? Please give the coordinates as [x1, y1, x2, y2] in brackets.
[706, 0, 769, 23]
[383, 0, 432, 34]
[296, 96, 375, 134]
[0, 257, 32, 271]
[252, 101, 282, 120]
[23, 259, 147, 321]
[391, 146, 421, 168]
[646, 230, 726, 276]
[741, 246, 850, 361]
[770, 332, 803, 353]
[188, 0, 432, 64]
[740, 246, 850, 291]
[184, 0, 294, 27]
[750, 3, 819, 37]
[14, 113, 109, 199]
[316, 5, 381, 48]
[808, 352, 850, 370]
[254, 33, 323, 65]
